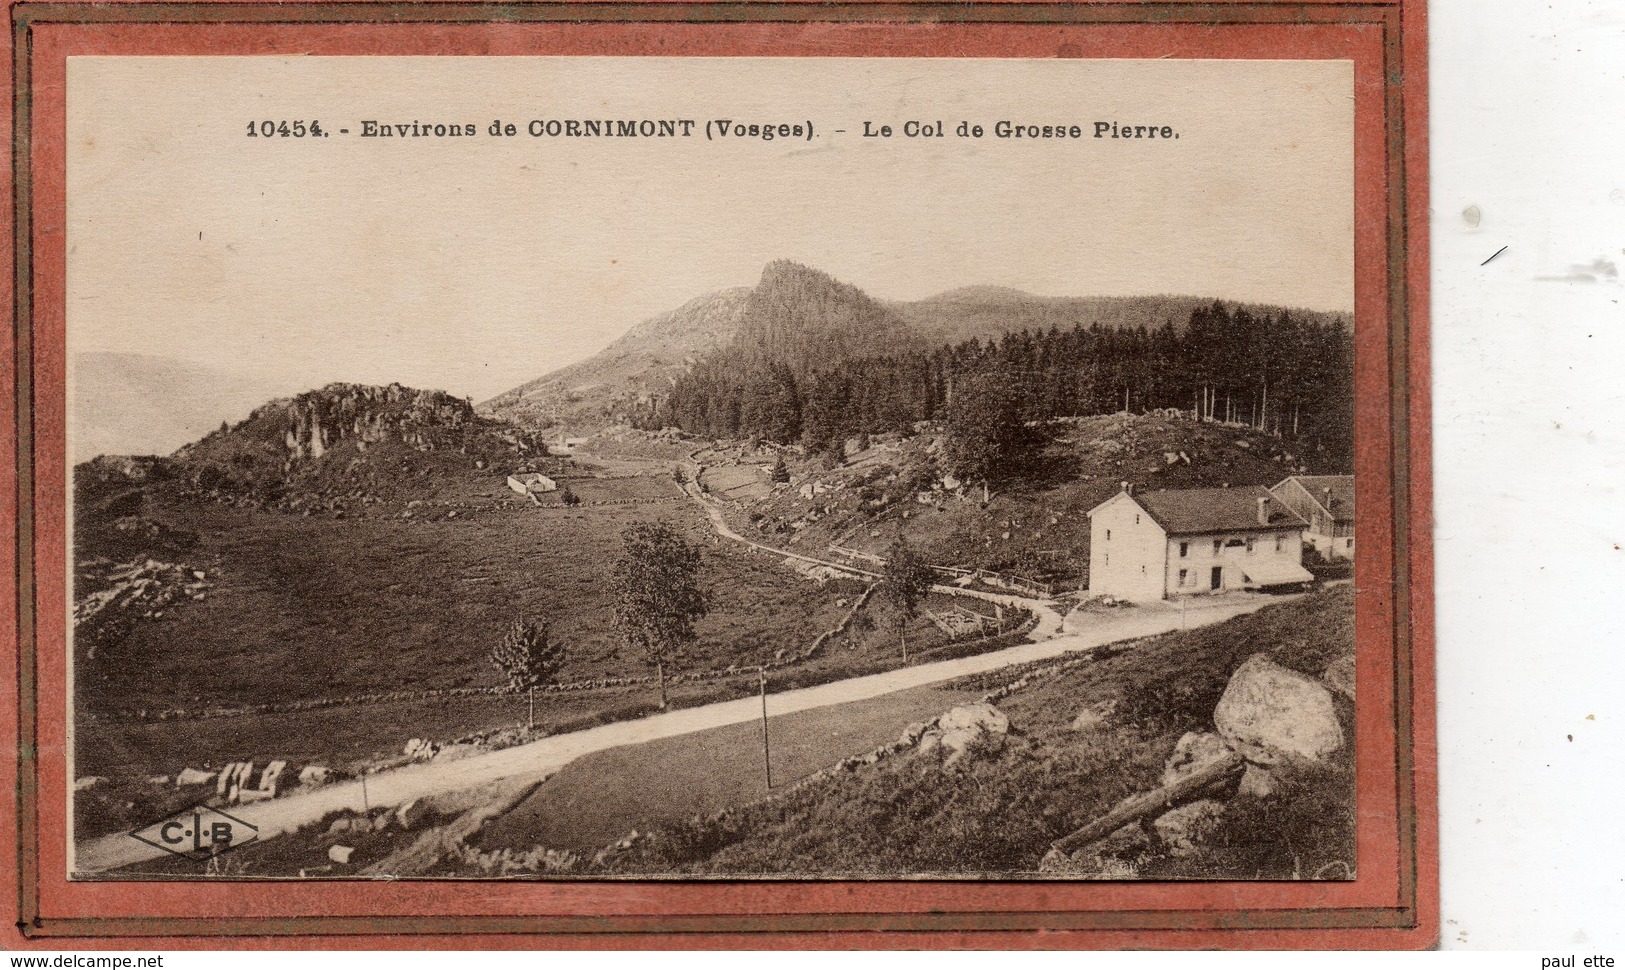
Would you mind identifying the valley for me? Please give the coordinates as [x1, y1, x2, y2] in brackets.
[70, 259, 1356, 881]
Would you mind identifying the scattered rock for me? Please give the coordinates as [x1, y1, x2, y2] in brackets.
[73, 777, 107, 792]
[327, 817, 354, 835]
[328, 845, 355, 865]
[1237, 763, 1280, 799]
[146, 775, 172, 786]
[938, 702, 1009, 737]
[298, 765, 333, 786]
[898, 721, 930, 746]
[937, 702, 1010, 766]
[396, 799, 427, 830]
[1214, 654, 1344, 764]
[1152, 799, 1226, 856]
[1161, 731, 1236, 787]
[1069, 701, 1116, 733]
[1322, 654, 1356, 701]
[915, 730, 943, 755]
[175, 767, 217, 787]
[403, 738, 439, 761]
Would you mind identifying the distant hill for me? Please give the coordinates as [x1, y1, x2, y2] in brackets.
[483, 261, 1351, 434]
[483, 287, 753, 432]
[731, 260, 924, 368]
[71, 352, 295, 463]
[889, 289, 1351, 348]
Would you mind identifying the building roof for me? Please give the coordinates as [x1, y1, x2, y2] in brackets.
[1277, 475, 1355, 522]
[1132, 486, 1307, 536]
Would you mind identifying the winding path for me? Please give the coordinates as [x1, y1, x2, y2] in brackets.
[679, 477, 1069, 639]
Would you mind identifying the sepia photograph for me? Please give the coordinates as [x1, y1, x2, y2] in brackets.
[63, 54, 1360, 883]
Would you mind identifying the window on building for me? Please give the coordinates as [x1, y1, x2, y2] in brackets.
[1213, 539, 1222, 554]
[1179, 542, 1188, 558]
[1141, 565, 1146, 575]
[1106, 529, 1111, 541]
[1135, 514, 1140, 525]
[1179, 568, 1188, 586]
[1246, 537, 1256, 554]
[1276, 535, 1286, 553]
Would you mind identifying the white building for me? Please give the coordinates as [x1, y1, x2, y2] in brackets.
[506, 472, 557, 495]
[1086, 485, 1313, 602]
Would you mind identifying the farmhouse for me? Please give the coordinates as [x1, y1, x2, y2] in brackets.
[1270, 475, 1355, 561]
[1087, 485, 1312, 602]
[506, 472, 557, 495]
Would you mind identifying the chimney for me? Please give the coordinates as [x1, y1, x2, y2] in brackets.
[1121, 481, 1133, 496]
[1256, 495, 1271, 525]
[1323, 486, 1334, 510]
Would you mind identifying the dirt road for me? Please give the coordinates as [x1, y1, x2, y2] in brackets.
[680, 479, 1070, 639]
[74, 589, 1287, 874]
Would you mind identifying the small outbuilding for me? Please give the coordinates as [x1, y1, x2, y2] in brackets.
[1269, 475, 1355, 561]
[506, 472, 557, 495]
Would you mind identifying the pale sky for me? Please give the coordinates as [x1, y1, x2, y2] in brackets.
[67, 56, 1353, 402]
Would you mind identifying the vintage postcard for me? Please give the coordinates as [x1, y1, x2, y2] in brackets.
[5, 0, 1435, 948]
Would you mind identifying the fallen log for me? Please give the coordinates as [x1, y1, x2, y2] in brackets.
[1052, 751, 1244, 854]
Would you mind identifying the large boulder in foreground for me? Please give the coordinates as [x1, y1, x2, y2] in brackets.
[1214, 654, 1344, 764]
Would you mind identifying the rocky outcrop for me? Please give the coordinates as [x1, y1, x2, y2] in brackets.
[269, 384, 478, 463]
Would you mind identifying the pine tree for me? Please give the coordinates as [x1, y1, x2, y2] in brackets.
[489, 615, 566, 729]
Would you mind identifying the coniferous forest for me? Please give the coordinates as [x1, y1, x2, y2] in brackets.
[635, 302, 1355, 470]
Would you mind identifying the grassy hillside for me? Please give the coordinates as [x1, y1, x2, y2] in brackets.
[710, 411, 1309, 592]
[570, 586, 1354, 878]
[74, 422, 1026, 842]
